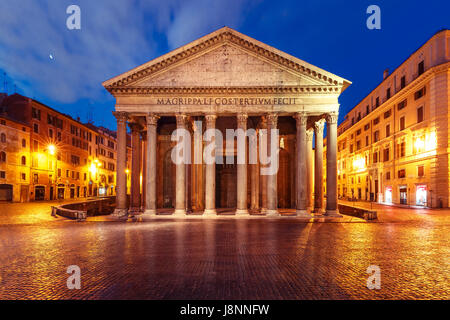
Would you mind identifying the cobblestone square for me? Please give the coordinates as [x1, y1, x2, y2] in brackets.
[0, 202, 449, 299]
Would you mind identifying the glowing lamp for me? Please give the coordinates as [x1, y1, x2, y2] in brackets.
[48, 144, 56, 155]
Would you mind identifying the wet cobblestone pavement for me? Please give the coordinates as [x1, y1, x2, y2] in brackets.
[0, 202, 449, 299]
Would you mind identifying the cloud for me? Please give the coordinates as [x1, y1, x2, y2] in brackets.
[0, 0, 253, 106]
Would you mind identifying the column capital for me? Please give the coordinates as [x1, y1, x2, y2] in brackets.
[293, 112, 308, 126]
[205, 114, 217, 125]
[237, 113, 248, 126]
[146, 113, 159, 126]
[326, 112, 339, 124]
[266, 113, 278, 127]
[306, 128, 314, 141]
[128, 122, 143, 132]
[113, 111, 128, 123]
[176, 114, 188, 127]
[314, 119, 325, 132]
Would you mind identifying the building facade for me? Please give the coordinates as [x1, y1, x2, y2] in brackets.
[336, 29, 450, 208]
[0, 105, 31, 202]
[103, 27, 351, 217]
[0, 93, 123, 202]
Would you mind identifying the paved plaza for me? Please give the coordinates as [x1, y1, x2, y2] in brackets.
[0, 201, 449, 299]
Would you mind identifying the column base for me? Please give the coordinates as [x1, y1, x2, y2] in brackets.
[203, 209, 217, 216]
[173, 209, 187, 216]
[128, 207, 142, 216]
[266, 209, 279, 216]
[235, 209, 249, 215]
[260, 208, 268, 214]
[142, 209, 157, 216]
[295, 209, 311, 217]
[312, 208, 324, 215]
[324, 209, 342, 218]
[110, 208, 128, 218]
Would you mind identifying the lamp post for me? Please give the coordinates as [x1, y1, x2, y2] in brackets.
[47, 144, 56, 200]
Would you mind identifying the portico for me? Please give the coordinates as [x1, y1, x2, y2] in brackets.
[103, 27, 350, 218]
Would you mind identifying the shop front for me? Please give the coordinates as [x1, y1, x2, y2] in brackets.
[384, 186, 392, 204]
[416, 185, 427, 206]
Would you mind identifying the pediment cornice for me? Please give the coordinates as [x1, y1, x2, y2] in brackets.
[103, 27, 351, 92]
[108, 85, 342, 96]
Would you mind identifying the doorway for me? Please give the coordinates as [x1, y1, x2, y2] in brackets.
[216, 162, 237, 209]
[416, 185, 427, 206]
[399, 186, 407, 205]
[0, 184, 13, 201]
[57, 186, 65, 199]
[34, 186, 45, 201]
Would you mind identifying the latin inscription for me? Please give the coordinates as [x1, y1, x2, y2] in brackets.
[157, 97, 297, 106]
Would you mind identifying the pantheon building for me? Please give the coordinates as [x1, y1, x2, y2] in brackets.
[103, 27, 351, 217]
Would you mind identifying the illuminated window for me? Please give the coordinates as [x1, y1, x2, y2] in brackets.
[417, 106, 424, 123]
[400, 75, 406, 89]
[418, 165, 424, 177]
[414, 135, 425, 153]
[383, 148, 390, 162]
[399, 116, 405, 131]
[418, 60, 424, 75]
[414, 87, 426, 100]
[373, 117, 380, 125]
[397, 99, 407, 111]
[373, 130, 379, 142]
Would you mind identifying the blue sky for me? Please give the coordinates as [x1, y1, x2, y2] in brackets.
[0, 0, 448, 130]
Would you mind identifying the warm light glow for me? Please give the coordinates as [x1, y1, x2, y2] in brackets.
[425, 131, 436, 150]
[89, 163, 97, 175]
[125, 169, 130, 174]
[414, 137, 425, 152]
[48, 144, 56, 155]
[353, 156, 365, 172]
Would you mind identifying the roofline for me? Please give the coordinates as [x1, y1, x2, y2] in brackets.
[343, 28, 449, 117]
[18, 94, 112, 134]
[102, 26, 351, 88]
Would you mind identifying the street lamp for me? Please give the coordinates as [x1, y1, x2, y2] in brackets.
[47, 144, 56, 200]
[48, 144, 56, 156]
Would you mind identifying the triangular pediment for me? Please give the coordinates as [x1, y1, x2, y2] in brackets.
[103, 27, 351, 92]
[133, 43, 324, 87]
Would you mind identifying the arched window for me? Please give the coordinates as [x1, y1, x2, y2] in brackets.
[0, 151, 6, 162]
[0, 133, 6, 143]
[21, 156, 26, 166]
[22, 139, 26, 148]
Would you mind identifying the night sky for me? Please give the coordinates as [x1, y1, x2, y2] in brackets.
[0, 0, 448, 130]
